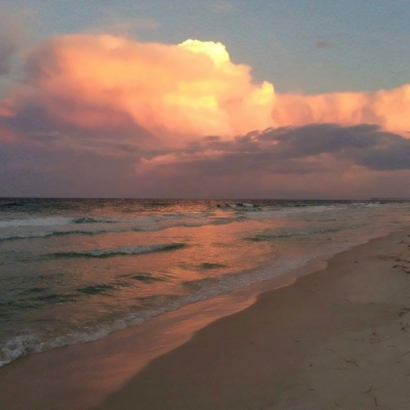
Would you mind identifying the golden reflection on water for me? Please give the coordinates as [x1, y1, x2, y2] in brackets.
[3, 213, 287, 349]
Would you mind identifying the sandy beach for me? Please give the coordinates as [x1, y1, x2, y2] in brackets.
[1, 230, 410, 409]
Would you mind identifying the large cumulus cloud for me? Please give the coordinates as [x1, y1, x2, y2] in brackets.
[1, 33, 410, 198]
[0, 34, 275, 145]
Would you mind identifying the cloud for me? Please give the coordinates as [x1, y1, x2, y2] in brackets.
[146, 123, 410, 173]
[2, 120, 410, 198]
[129, 123, 410, 198]
[272, 85, 410, 135]
[1, 34, 410, 198]
[0, 34, 275, 147]
[2, 33, 410, 150]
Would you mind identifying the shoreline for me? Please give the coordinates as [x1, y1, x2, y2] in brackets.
[94, 229, 410, 410]
[1, 230, 409, 409]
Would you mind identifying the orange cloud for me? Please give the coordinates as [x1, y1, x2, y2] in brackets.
[272, 85, 410, 136]
[10, 34, 275, 143]
[1, 33, 410, 149]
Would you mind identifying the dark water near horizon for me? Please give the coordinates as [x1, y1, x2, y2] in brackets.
[1, 198, 409, 367]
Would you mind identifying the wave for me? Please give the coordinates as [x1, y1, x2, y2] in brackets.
[0, 327, 126, 368]
[199, 262, 228, 270]
[0, 290, 175, 368]
[0, 227, 158, 242]
[0, 229, 113, 241]
[4, 275, 167, 315]
[246, 226, 347, 241]
[217, 202, 262, 211]
[118, 272, 166, 283]
[72, 217, 102, 224]
[0, 217, 72, 228]
[0, 216, 121, 229]
[1, 334, 48, 367]
[0, 216, 242, 242]
[0, 200, 28, 208]
[49, 243, 186, 259]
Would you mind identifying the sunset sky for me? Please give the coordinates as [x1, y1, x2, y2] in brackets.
[1, 0, 410, 199]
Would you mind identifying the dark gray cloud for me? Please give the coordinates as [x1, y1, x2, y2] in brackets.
[124, 123, 410, 198]
[2, 121, 410, 198]
[159, 123, 410, 176]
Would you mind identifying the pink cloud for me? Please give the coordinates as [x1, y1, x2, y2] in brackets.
[1, 34, 410, 198]
[2, 33, 410, 147]
[6, 34, 274, 144]
[272, 85, 410, 136]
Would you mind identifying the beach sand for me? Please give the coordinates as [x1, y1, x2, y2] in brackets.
[1, 231, 410, 409]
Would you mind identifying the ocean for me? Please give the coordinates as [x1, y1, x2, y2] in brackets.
[1, 198, 409, 367]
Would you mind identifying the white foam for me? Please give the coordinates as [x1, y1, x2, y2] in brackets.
[0, 217, 71, 228]
[0, 334, 45, 367]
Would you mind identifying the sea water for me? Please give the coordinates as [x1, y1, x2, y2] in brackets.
[1, 198, 409, 366]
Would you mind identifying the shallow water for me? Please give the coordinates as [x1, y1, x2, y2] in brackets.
[1, 198, 409, 366]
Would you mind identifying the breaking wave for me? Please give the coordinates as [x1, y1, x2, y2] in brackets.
[49, 243, 186, 259]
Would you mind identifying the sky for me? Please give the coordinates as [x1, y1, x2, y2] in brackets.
[1, 0, 410, 199]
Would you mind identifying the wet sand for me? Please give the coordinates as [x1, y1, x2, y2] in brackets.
[1, 231, 410, 409]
